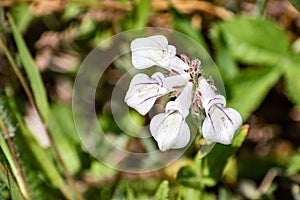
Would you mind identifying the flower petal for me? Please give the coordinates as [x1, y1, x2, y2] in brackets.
[125, 72, 168, 115]
[201, 106, 242, 145]
[131, 35, 172, 69]
[150, 112, 190, 151]
[168, 56, 190, 74]
[198, 76, 218, 103]
[131, 35, 189, 72]
[175, 82, 193, 116]
[164, 74, 189, 90]
[202, 94, 226, 113]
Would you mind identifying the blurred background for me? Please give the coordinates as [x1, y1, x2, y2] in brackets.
[0, 0, 300, 199]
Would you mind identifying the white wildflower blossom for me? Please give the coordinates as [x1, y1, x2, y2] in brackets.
[198, 77, 242, 145]
[150, 82, 192, 151]
[125, 35, 242, 151]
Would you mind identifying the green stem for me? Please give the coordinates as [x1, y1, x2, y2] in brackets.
[1, 31, 83, 199]
[0, 38, 36, 108]
[0, 116, 31, 199]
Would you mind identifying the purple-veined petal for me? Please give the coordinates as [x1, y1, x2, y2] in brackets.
[150, 111, 190, 151]
[201, 106, 242, 145]
[202, 94, 226, 113]
[164, 74, 189, 90]
[198, 76, 218, 103]
[175, 82, 193, 116]
[124, 72, 168, 115]
[168, 56, 190, 74]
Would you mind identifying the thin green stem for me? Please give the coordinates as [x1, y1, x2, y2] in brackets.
[0, 38, 36, 108]
[46, 125, 84, 200]
[1, 37, 83, 199]
[0, 116, 31, 199]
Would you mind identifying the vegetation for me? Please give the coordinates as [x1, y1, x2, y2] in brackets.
[0, 0, 300, 199]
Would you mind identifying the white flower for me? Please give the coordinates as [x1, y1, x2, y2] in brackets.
[125, 72, 168, 115]
[198, 77, 242, 145]
[131, 35, 189, 73]
[125, 35, 243, 151]
[150, 83, 192, 151]
[202, 106, 242, 144]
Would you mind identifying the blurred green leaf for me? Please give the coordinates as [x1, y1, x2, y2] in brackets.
[8, 172, 26, 200]
[76, 20, 98, 40]
[255, 0, 268, 16]
[210, 25, 239, 79]
[287, 149, 300, 174]
[155, 180, 169, 200]
[0, 122, 17, 187]
[61, 5, 82, 22]
[51, 103, 80, 143]
[0, 164, 8, 187]
[0, 164, 25, 200]
[9, 5, 33, 33]
[228, 67, 282, 119]
[177, 186, 201, 200]
[285, 55, 300, 106]
[218, 16, 289, 65]
[177, 166, 216, 189]
[171, 7, 209, 51]
[126, 186, 135, 200]
[8, 14, 50, 123]
[0, 99, 29, 199]
[205, 125, 249, 183]
[134, 0, 151, 28]
[288, 0, 300, 13]
[50, 104, 81, 175]
[218, 187, 240, 200]
[6, 97, 71, 199]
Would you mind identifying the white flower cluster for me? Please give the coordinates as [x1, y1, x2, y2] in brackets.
[125, 35, 242, 151]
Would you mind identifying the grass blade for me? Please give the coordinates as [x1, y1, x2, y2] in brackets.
[8, 14, 50, 124]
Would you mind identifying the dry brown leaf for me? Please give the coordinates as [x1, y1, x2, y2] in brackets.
[29, 0, 67, 16]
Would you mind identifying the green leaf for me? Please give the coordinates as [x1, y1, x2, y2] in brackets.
[125, 186, 135, 200]
[8, 172, 26, 200]
[0, 164, 25, 200]
[0, 122, 18, 188]
[9, 5, 33, 33]
[0, 164, 8, 187]
[0, 99, 29, 199]
[155, 180, 169, 200]
[218, 16, 289, 65]
[218, 187, 240, 200]
[134, 0, 151, 28]
[8, 14, 50, 123]
[177, 166, 216, 189]
[228, 67, 282, 120]
[49, 103, 81, 175]
[287, 149, 300, 174]
[205, 125, 249, 183]
[285, 55, 300, 106]
[209, 25, 239, 79]
[288, 0, 300, 13]
[177, 186, 201, 200]
[171, 8, 209, 51]
[50, 103, 80, 143]
[6, 97, 71, 199]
